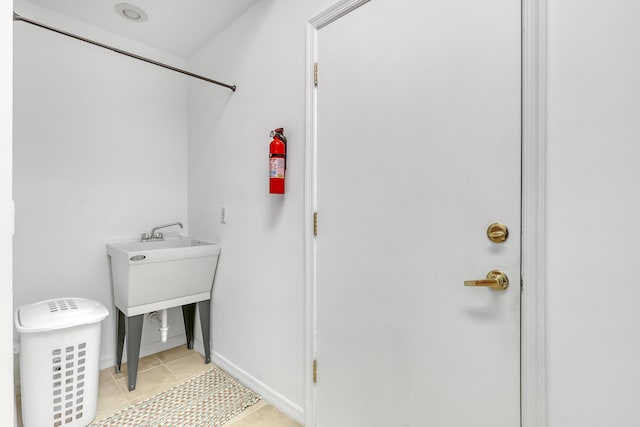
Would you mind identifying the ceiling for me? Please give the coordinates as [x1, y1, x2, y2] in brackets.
[16, 0, 260, 58]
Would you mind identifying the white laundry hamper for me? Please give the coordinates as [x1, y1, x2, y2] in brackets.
[15, 298, 109, 427]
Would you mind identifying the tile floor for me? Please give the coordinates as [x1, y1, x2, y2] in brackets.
[17, 345, 301, 427]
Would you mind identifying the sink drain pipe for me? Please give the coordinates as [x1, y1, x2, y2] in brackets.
[148, 310, 169, 342]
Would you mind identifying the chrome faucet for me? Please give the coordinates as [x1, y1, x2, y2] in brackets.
[141, 222, 183, 241]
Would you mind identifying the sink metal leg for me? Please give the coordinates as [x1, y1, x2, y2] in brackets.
[125, 314, 144, 391]
[198, 300, 211, 364]
[115, 309, 125, 374]
[181, 303, 196, 350]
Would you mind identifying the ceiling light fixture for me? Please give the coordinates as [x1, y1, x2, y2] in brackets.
[114, 3, 148, 22]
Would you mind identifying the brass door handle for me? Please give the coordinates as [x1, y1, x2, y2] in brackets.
[464, 269, 509, 291]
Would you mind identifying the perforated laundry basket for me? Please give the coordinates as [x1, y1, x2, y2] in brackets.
[15, 298, 108, 427]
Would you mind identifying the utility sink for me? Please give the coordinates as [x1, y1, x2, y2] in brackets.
[106, 238, 220, 316]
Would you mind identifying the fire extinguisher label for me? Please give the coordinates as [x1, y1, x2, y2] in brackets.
[270, 158, 285, 178]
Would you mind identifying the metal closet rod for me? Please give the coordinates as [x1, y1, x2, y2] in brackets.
[13, 12, 237, 92]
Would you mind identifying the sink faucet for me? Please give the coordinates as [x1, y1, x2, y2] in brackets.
[141, 222, 183, 241]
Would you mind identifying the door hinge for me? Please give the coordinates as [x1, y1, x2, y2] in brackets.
[313, 359, 318, 383]
[313, 212, 318, 237]
[314, 62, 319, 87]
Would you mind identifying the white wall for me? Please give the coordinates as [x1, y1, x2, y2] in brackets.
[1, 0, 15, 424]
[13, 4, 190, 370]
[10, 1, 640, 425]
[547, 1, 640, 426]
[187, 0, 334, 418]
[189, 0, 640, 424]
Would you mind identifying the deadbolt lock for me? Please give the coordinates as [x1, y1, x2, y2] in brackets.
[487, 222, 509, 243]
[464, 269, 509, 291]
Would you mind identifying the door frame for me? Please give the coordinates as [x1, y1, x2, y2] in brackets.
[0, 1, 15, 424]
[303, 0, 548, 426]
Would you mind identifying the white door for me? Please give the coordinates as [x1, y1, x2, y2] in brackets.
[314, 1, 521, 426]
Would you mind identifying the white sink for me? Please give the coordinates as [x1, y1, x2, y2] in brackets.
[106, 238, 220, 316]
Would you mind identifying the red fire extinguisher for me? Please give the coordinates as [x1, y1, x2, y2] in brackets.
[269, 128, 287, 194]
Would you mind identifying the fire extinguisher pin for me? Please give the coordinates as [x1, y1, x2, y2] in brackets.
[270, 129, 287, 143]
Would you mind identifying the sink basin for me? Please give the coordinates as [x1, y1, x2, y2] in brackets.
[106, 238, 220, 316]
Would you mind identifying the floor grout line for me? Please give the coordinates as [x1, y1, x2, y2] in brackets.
[16, 345, 298, 427]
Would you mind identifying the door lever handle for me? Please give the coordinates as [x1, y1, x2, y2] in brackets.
[464, 269, 509, 291]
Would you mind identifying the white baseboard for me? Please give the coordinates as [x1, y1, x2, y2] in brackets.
[207, 348, 304, 424]
[99, 334, 187, 370]
[99, 336, 304, 424]
[16, 336, 187, 390]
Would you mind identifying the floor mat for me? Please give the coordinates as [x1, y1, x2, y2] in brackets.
[90, 366, 261, 427]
